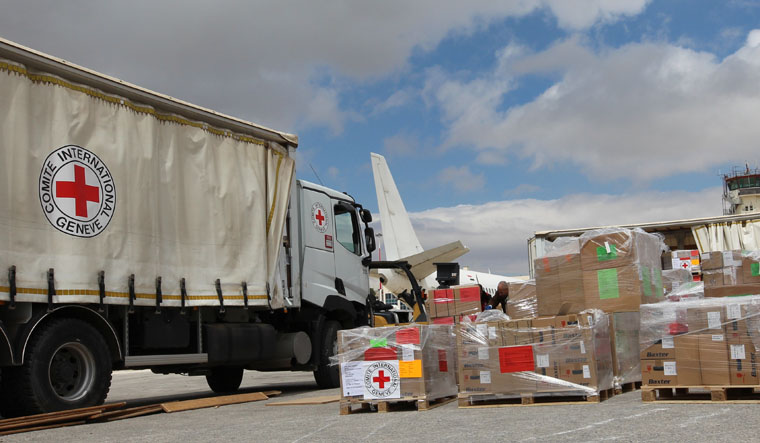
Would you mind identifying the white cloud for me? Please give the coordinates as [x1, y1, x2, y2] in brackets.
[503, 184, 541, 197]
[429, 30, 760, 181]
[410, 187, 723, 275]
[0, 1, 650, 133]
[436, 166, 486, 192]
[372, 90, 413, 115]
[327, 166, 340, 179]
[383, 133, 421, 157]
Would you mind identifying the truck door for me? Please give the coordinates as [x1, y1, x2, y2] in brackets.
[300, 187, 337, 307]
[332, 201, 369, 305]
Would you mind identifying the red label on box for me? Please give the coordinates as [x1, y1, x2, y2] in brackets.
[438, 349, 448, 372]
[432, 317, 454, 325]
[396, 327, 421, 345]
[459, 286, 480, 302]
[460, 314, 478, 323]
[364, 347, 398, 361]
[498, 346, 535, 373]
[541, 257, 551, 272]
[434, 289, 453, 304]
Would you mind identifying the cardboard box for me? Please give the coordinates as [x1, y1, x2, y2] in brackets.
[557, 253, 586, 314]
[582, 267, 644, 312]
[559, 362, 598, 389]
[640, 338, 677, 360]
[700, 251, 723, 271]
[727, 340, 759, 385]
[698, 333, 730, 385]
[579, 230, 661, 272]
[674, 335, 701, 385]
[452, 285, 482, 317]
[704, 284, 760, 298]
[687, 306, 726, 333]
[742, 253, 760, 284]
[702, 269, 723, 289]
[535, 256, 562, 316]
[641, 359, 678, 386]
[507, 280, 537, 319]
[431, 288, 453, 318]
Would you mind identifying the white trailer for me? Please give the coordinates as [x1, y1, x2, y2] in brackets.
[0, 38, 377, 415]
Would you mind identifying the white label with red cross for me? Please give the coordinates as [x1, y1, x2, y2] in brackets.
[311, 201, 329, 233]
[38, 145, 116, 238]
[363, 360, 401, 399]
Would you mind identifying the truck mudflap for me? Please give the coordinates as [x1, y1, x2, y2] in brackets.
[0, 321, 12, 365]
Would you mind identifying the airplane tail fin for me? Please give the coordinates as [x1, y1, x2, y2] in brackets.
[371, 152, 424, 261]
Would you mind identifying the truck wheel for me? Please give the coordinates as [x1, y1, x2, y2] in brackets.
[15, 318, 112, 415]
[313, 320, 341, 389]
[206, 367, 244, 393]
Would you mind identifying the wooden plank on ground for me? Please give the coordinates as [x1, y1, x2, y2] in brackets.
[161, 392, 269, 413]
[266, 394, 340, 406]
[0, 402, 126, 426]
[88, 404, 164, 422]
[0, 420, 86, 437]
[262, 390, 282, 397]
[0, 410, 103, 432]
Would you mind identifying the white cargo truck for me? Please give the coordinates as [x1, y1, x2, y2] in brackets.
[0, 38, 379, 416]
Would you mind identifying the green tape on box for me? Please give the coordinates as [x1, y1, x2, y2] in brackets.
[641, 265, 652, 297]
[596, 244, 618, 262]
[597, 268, 620, 299]
[752, 262, 760, 277]
[370, 338, 387, 348]
[653, 268, 663, 297]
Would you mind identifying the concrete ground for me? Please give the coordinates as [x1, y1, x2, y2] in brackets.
[2, 370, 758, 442]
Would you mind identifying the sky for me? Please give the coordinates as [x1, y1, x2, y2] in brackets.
[1, 0, 759, 275]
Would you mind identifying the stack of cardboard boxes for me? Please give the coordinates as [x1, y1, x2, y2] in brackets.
[639, 296, 760, 387]
[426, 284, 483, 325]
[457, 311, 614, 401]
[506, 280, 537, 319]
[702, 250, 760, 298]
[533, 228, 665, 388]
[337, 324, 458, 403]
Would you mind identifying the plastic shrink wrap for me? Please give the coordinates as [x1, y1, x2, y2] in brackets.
[535, 228, 667, 316]
[457, 310, 614, 403]
[640, 295, 760, 387]
[334, 324, 458, 403]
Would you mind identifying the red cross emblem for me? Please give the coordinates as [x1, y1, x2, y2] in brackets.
[56, 165, 100, 218]
[315, 209, 325, 225]
[373, 370, 390, 389]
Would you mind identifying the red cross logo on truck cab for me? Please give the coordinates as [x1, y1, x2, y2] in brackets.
[315, 209, 325, 226]
[373, 370, 390, 389]
[56, 165, 100, 218]
[311, 202, 328, 233]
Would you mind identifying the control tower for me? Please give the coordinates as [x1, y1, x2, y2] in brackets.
[723, 165, 760, 215]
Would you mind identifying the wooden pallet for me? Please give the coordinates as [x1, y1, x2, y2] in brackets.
[641, 385, 760, 403]
[615, 381, 642, 395]
[458, 388, 615, 408]
[339, 395, 456, 415]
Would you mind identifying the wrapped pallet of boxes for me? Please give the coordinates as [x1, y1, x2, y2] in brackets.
[457, 310, 614, 406]
[701, 250, 760, 298]
[336, 324, 458, 413]
[534, 228, 666, 316]
[609, 312, 642, 389]
[426, 284, 483, 325]
[639, 296, 760, 399]
[507, 280, 537, 319]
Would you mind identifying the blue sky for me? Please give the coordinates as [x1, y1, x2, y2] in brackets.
[2, 0, 760, 274]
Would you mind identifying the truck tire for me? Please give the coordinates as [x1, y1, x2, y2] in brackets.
[206, 367, 244, 393]
[14, 318, 112, 416]
[313, 320, 340, 389]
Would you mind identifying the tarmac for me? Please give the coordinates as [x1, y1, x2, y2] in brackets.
[2, 369, 758, 442]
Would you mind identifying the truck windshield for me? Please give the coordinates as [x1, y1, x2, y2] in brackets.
[334, 204, 360, 254]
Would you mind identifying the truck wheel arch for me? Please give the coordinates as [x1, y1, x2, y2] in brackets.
[20, 306, 122, 365]
[322, 295, 357, 328]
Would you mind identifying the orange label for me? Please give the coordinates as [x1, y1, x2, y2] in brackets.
[399, 360, 422, 378]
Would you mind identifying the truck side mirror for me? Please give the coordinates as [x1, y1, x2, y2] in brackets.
[360, 209, 372, 224]
[364, 227, 376, 253]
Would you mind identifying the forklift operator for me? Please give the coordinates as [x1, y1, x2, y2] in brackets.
[486, 281, 509, 313]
